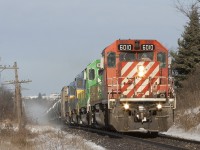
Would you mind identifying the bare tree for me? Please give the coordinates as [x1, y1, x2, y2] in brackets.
[175, 0, 200, 17]
[0, 86, 15, 120]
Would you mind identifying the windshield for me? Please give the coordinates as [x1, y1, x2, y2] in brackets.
[138, 52, 153, 61]
[120, 53, 136, 62]
[76, 78, 83, 88]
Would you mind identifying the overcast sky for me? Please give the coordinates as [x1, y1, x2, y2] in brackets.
[0, 0, 188, 96]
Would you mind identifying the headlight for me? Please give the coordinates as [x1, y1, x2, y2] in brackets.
[157, 104, 162, 110]
[124, 103, 129, 110]
[138, 71, 144, 77]
[138, 65, 145, 77]
[138, 66, 145, 72]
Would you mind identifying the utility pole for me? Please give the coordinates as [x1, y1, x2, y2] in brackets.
[0, 57, 15, 82]
[0, 62, 19, 124]
[4, 62, 32, 129]
[0, 64, 19, 85]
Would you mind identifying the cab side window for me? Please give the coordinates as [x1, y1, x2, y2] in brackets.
[89, 69, 95, 80]
[107, 52, 116, 67]
[157, 52, 166, 68]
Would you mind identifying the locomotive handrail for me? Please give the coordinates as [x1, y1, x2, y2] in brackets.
[107, 77, 126, 95]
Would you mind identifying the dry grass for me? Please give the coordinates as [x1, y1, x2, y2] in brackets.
[33, 128, 101, 150]
[0, 126, 38, 150]
[11, 128, 37, 146]
[175, 66, 200, 130]
[0, 87, 15, 121]
[176, 66, 200, 110]
[176, 110, 200, 131]
[0, 124, 104, 150]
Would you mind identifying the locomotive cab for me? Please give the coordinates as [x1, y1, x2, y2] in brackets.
[101, 39, 176, 132]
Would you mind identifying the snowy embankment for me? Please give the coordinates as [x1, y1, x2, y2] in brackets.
[22, 100, 106, 150]
[0, 123, 106, 150]
[26, 125, 106, 150]
[163, 106, 200, 142]
[164, 124, 200, 141]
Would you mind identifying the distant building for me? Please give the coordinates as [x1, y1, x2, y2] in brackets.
[23, 93, 60, 101]
[23, 96, 38, 99]
[49, 93, 60, 100]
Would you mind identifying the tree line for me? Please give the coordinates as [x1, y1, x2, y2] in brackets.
[171, 0, 200, 109]
[172, 0, 200, 87]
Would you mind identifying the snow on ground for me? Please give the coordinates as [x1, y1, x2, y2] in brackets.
[163, 124, 200, 142]
[1, 106, 200, 149]
[0, 123, 106, 150]
[184, 106, 200, 115]
[163, 106, 200, 142]
[26, 125, 106, 150]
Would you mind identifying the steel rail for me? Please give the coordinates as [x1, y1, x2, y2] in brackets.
[158, 133, 200, 145]
[67, 125, 197, 150]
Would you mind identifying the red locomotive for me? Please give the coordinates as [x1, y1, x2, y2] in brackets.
[98, 39, 176, 132]
[53, 39, 176, 133]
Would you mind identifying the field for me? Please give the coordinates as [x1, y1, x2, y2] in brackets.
[0, 123, 105, 150]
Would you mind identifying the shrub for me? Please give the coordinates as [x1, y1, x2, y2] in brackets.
[0, 86, 15, 120]
[176, 65, 200, 110]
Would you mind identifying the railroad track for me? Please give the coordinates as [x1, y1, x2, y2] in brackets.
[66, 125, 200, 150]
[156, 133, 200, 149]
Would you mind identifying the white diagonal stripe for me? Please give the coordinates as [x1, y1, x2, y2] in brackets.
[121, 62, 144, 85]
[123, 62, 152, 92]
[137, 65, 159, 96]
[122, 62, 159, 97]
[121, 62, 133, 76]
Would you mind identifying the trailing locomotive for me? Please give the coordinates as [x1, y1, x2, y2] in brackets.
[60, 39, 176, 132]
